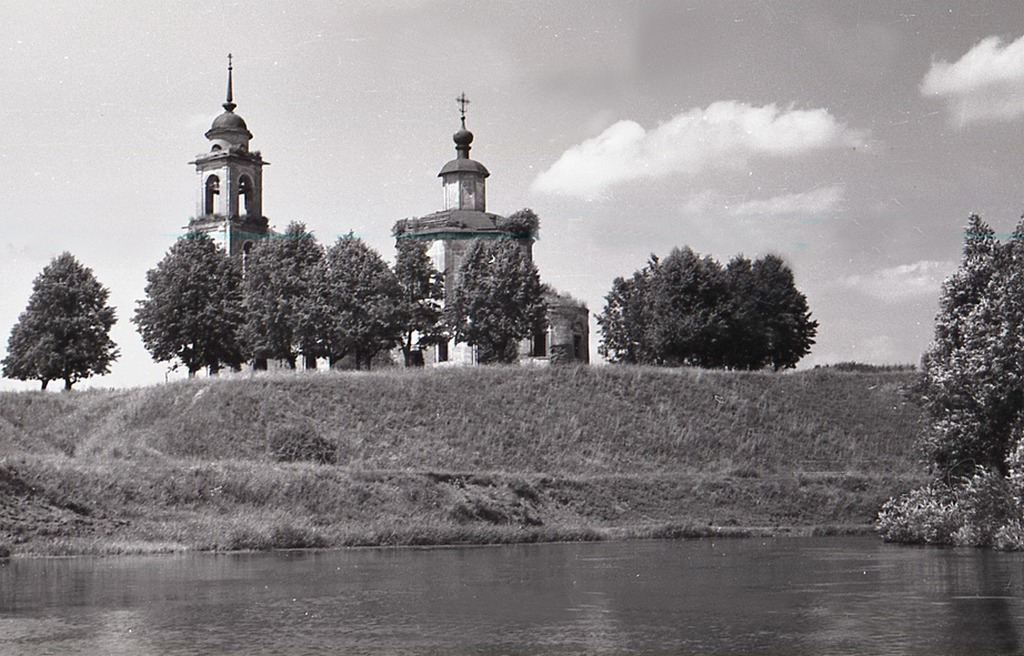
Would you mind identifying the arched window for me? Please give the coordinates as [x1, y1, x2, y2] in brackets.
[238, 175, 254, 216]
[204, 175, 220, 215]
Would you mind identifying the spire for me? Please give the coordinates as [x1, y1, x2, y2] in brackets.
[223, 53, 236, 113]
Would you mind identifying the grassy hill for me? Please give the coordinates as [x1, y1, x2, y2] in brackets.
[0, 366, 930, 555]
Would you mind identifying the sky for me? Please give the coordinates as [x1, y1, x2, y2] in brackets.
[2, 1, 1024, 390]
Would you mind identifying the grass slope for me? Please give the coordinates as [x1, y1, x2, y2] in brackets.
[0, 366, 929, 555]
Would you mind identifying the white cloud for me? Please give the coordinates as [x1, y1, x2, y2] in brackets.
[840, 260, 955, 303]
[532, 101, 863, 199]
[921, 34, 1024, 125]
[681, 185, 844, 218]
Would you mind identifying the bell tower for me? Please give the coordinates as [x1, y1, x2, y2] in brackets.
[188, 54, 269, 256]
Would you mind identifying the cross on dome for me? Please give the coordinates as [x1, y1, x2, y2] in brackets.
[456, 92, 470, 128]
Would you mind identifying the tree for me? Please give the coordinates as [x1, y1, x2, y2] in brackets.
[241, 222, 325, 368]
[320, 234, 406, 369]
[2, 253, 119, 390]
[447, 238, 546, 364]
[721, 255, 770, 370]
[878, 215, 1024, 548]
[133, 230, 245, 376]
[921, 215, 1024, 477]
[750, 254, 818, 371]
[597, 258, 658, 364]
[646, 247, 732, 367]
[394, 238, 445, 366]
[597, 247, 817, 369]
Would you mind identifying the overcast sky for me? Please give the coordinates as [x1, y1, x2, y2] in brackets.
[2, 1, 1024, 389]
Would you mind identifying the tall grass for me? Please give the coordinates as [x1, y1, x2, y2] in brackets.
[0, 367, 928, 555]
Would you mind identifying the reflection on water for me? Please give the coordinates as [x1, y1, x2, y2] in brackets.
[2, 537, 1024, 655]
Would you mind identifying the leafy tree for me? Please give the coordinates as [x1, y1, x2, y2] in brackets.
[133, 230, 245, 376]
[241, 222, 325, 368]
[394, 238, 445, 366]
[597, 258, 658, 364]
[921, 215, 1024, 477]
[2, 252, 119, 390]
[878, 215, 1024, 548]
[597, 247, 816, 369]
[320, 234, 406, 369]
[647, 247, 732, 367]
[448, 238, 546, 364]
[721, 255, 770, 370]
[750, 254, 818, 371]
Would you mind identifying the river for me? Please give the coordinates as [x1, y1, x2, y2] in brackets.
[1, 536, 1022, 654]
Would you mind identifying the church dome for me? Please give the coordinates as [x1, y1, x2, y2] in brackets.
[211, 110, 248, 131]
[453, 127, 473, 147]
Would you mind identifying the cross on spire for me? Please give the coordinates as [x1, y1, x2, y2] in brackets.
[456, 92, 470, 127]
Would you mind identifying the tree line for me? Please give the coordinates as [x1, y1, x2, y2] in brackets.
[597, 247, 817, 370]
[2, 218, 820, 389]
[1, 219, 547, 388]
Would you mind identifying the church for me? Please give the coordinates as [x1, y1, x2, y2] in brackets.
[187, 59, 589, 367]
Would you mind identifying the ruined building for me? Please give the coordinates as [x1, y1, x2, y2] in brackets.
[393, 96, 590, 366]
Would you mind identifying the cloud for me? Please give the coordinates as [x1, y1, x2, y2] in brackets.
[681, 185, 844, 218]
[531, 101, 863, 199]
[922, 34, 1024, 125]
[839, 260, 955, 303]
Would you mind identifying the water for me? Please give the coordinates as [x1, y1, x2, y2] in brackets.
[1, 536, 1023, 655]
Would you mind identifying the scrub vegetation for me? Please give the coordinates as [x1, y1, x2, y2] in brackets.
[0, 366, 926, 556]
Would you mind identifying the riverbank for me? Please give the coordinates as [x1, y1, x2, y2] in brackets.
[0, 366, 929, 555]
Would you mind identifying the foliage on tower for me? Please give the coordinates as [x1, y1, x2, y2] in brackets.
[496, 208, 540, 239]
[2, 253, 119, 390]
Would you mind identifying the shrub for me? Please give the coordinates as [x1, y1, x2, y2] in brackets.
[269, 426, 337, 465]
[993, 520, 1024, 551]
[952, 467, 1018, 547]
[877, 484, 961, 544]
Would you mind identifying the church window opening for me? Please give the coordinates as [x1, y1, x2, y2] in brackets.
[239, 175, 254, 216]
[532, 328, 547, 358]
[204, 175, 220, 215]
[437, 340, 449, 363]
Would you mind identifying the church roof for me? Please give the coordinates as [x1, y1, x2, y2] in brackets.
[393, 209, 507, 238]
[438, 157, 489, 177]
[211, 110, 248, 131]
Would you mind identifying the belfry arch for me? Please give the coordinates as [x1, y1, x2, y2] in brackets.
[204, 175, 220, 215]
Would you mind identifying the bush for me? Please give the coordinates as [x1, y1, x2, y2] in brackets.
[952, 467, 1018, 547]
[269, 426, 337, 464]
[877, 484, 961, 544]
